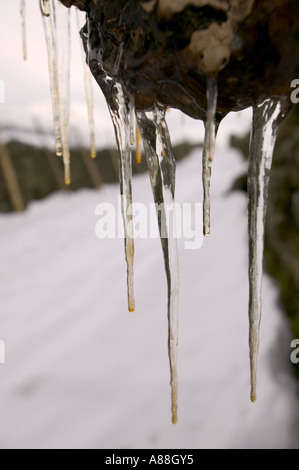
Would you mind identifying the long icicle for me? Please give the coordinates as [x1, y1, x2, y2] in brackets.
[55, 0, 71, 184]
[136, 107, 179, 424]
[82, 16, 134, 310]
[136, 124, 142, 164]
[248, 97, 289, 403]
[202, 76, 218, 236]
[109, 84, 135, 313]
[40, 0, 62, 159]
[83, 15, 136, 314]
[129, 100, 135, 146]
[76, 10, 96, 160]
[20, 0, 27, 61]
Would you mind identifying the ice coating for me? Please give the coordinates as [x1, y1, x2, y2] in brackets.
[202, 76, 218, 236]
[247, 97, 290, 403]
[136, 107, 179, 424]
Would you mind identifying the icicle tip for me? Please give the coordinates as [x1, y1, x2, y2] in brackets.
[64, 172, 71, 186]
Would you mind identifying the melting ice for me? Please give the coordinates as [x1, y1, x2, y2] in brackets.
[34, 1, 293, 424]
[247, 97, 290, 402]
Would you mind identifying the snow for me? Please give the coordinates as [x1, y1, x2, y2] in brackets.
[0, 140, 298, 449]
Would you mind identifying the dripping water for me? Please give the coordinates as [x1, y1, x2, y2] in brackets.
[247, 97, 289, 403]
[20, 0, 27, 61]
[136, 107, 179, 424]
[202, 76, 218, 237]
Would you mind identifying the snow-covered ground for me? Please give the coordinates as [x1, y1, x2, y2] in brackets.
[0, 141, 298, 449]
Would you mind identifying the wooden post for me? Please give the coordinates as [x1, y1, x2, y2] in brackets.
[0, 139, 25, 212]
[79, 146, 102, 188]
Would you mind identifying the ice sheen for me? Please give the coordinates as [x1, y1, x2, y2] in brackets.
[247, 97, 289, 403]
[136, 107, 179, 424]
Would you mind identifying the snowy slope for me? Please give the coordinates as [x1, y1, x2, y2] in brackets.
[0, 145, 298, 449]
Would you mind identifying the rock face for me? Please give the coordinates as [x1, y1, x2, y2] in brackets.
[60, 0, 299, 121]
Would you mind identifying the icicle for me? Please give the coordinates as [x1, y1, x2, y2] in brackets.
[76, 10, 96, 159]
[129, 101, 135, 146]
[136, 107, 179, 424]
[40, 0, 50, 16]
[247, 97, 289, 403]
[108, 83, 135, 313]
[55, 1, 71, 184]
[202, 76, 218, 236]
[84, 16, 135, 311]
[40, 0, 72, 183]
[20, 0, 27, 61]
[136, 124, 142, 164]
[40, 0, 62, 158]
[84, 68, 97, 159]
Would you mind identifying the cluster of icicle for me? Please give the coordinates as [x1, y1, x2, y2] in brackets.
[21, 1, 289, 424]
[21, 0, 96, 184]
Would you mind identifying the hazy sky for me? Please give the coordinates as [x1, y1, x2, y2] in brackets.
[0, 0, 252, 149]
